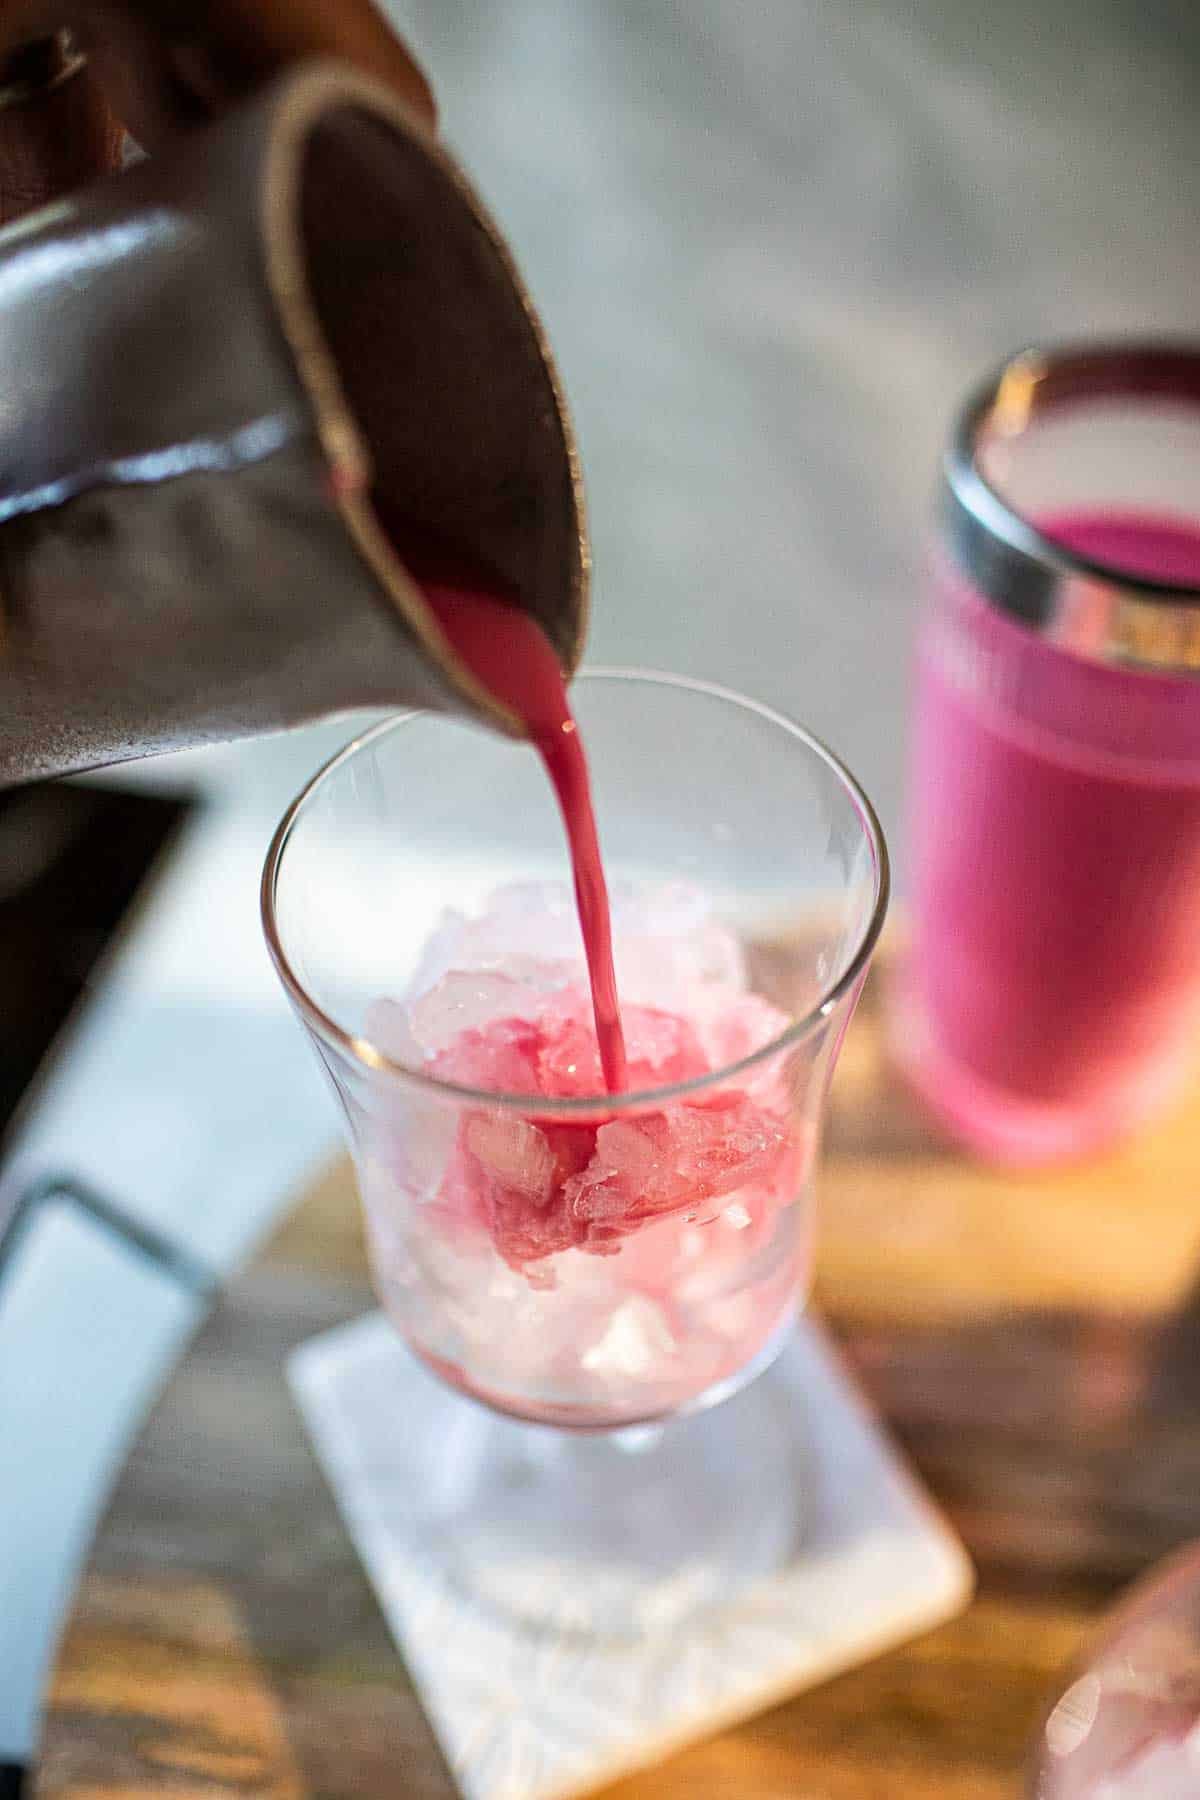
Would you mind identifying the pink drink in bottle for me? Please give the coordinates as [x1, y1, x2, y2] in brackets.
[895, 344, 1200, 1162]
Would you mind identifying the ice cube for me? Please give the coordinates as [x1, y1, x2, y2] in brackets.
[405, 904, 469, 999]
[464, 1113, 556, 1205]
[612, 883, 748, 1012]
[611, 880, 710, 942]
[581, 1297, 677, 1378]
[532, 990, 603, 1096]
[625, 1007, 710, 1086]
[364, 997, 425, 1067]
[406, 889, 584, 1004]
[445, 1112, 595, 1269]
[428, 1019, 542, 1095]
[481, 1171, 580, 1267]
[431, 880, 747, 1014]
[615, 925, 745, 1009]
[367, 1092, 460, 1200]
[535, 989, 709, 1096]
[565, 1097, 788, 1237]
[409, 970, 534, 1052]
[456, 881, 584, 967]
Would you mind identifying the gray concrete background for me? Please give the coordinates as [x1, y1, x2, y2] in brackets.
[382, 0, 1200, 877]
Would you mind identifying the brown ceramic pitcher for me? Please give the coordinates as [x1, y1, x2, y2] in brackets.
[0, 10, 588, 782]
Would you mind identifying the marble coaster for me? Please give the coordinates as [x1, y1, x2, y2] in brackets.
[289, 1315, 973, 1800]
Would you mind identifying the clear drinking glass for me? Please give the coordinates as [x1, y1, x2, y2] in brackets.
[894, 342, 1200, 1165]
[263, 671, 888, 1635]
[1030, 1543, 1200, 1798]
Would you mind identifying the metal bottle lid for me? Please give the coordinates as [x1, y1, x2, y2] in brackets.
[941, 341, 1200, 675]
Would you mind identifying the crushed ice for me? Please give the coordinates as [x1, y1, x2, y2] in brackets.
[370, 881, 795, 1276]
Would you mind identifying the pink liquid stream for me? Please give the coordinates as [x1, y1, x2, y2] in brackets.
[373, 509, 627, 1092]
[420, 589, 627, 1093]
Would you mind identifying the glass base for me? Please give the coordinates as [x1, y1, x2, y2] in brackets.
[889, 964, 1195, 1166]
[414, 1330, 809, 1640]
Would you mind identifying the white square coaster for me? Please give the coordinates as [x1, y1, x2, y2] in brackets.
[289, 1314, 972, 1800]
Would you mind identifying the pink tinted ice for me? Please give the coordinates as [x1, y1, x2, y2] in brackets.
[361, 883, 806, 1421]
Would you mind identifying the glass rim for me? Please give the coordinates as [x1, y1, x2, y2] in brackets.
[943, 336, 1200, 673]
[261, 667, 890, 1117]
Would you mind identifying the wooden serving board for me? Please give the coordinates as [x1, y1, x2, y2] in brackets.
[35, 960, 1200, 1798]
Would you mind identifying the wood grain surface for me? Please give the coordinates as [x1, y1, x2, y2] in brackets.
[35, 964, 1200, 1798]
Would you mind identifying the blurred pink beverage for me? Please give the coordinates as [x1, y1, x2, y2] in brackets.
[901, 510, 1200, 1161]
